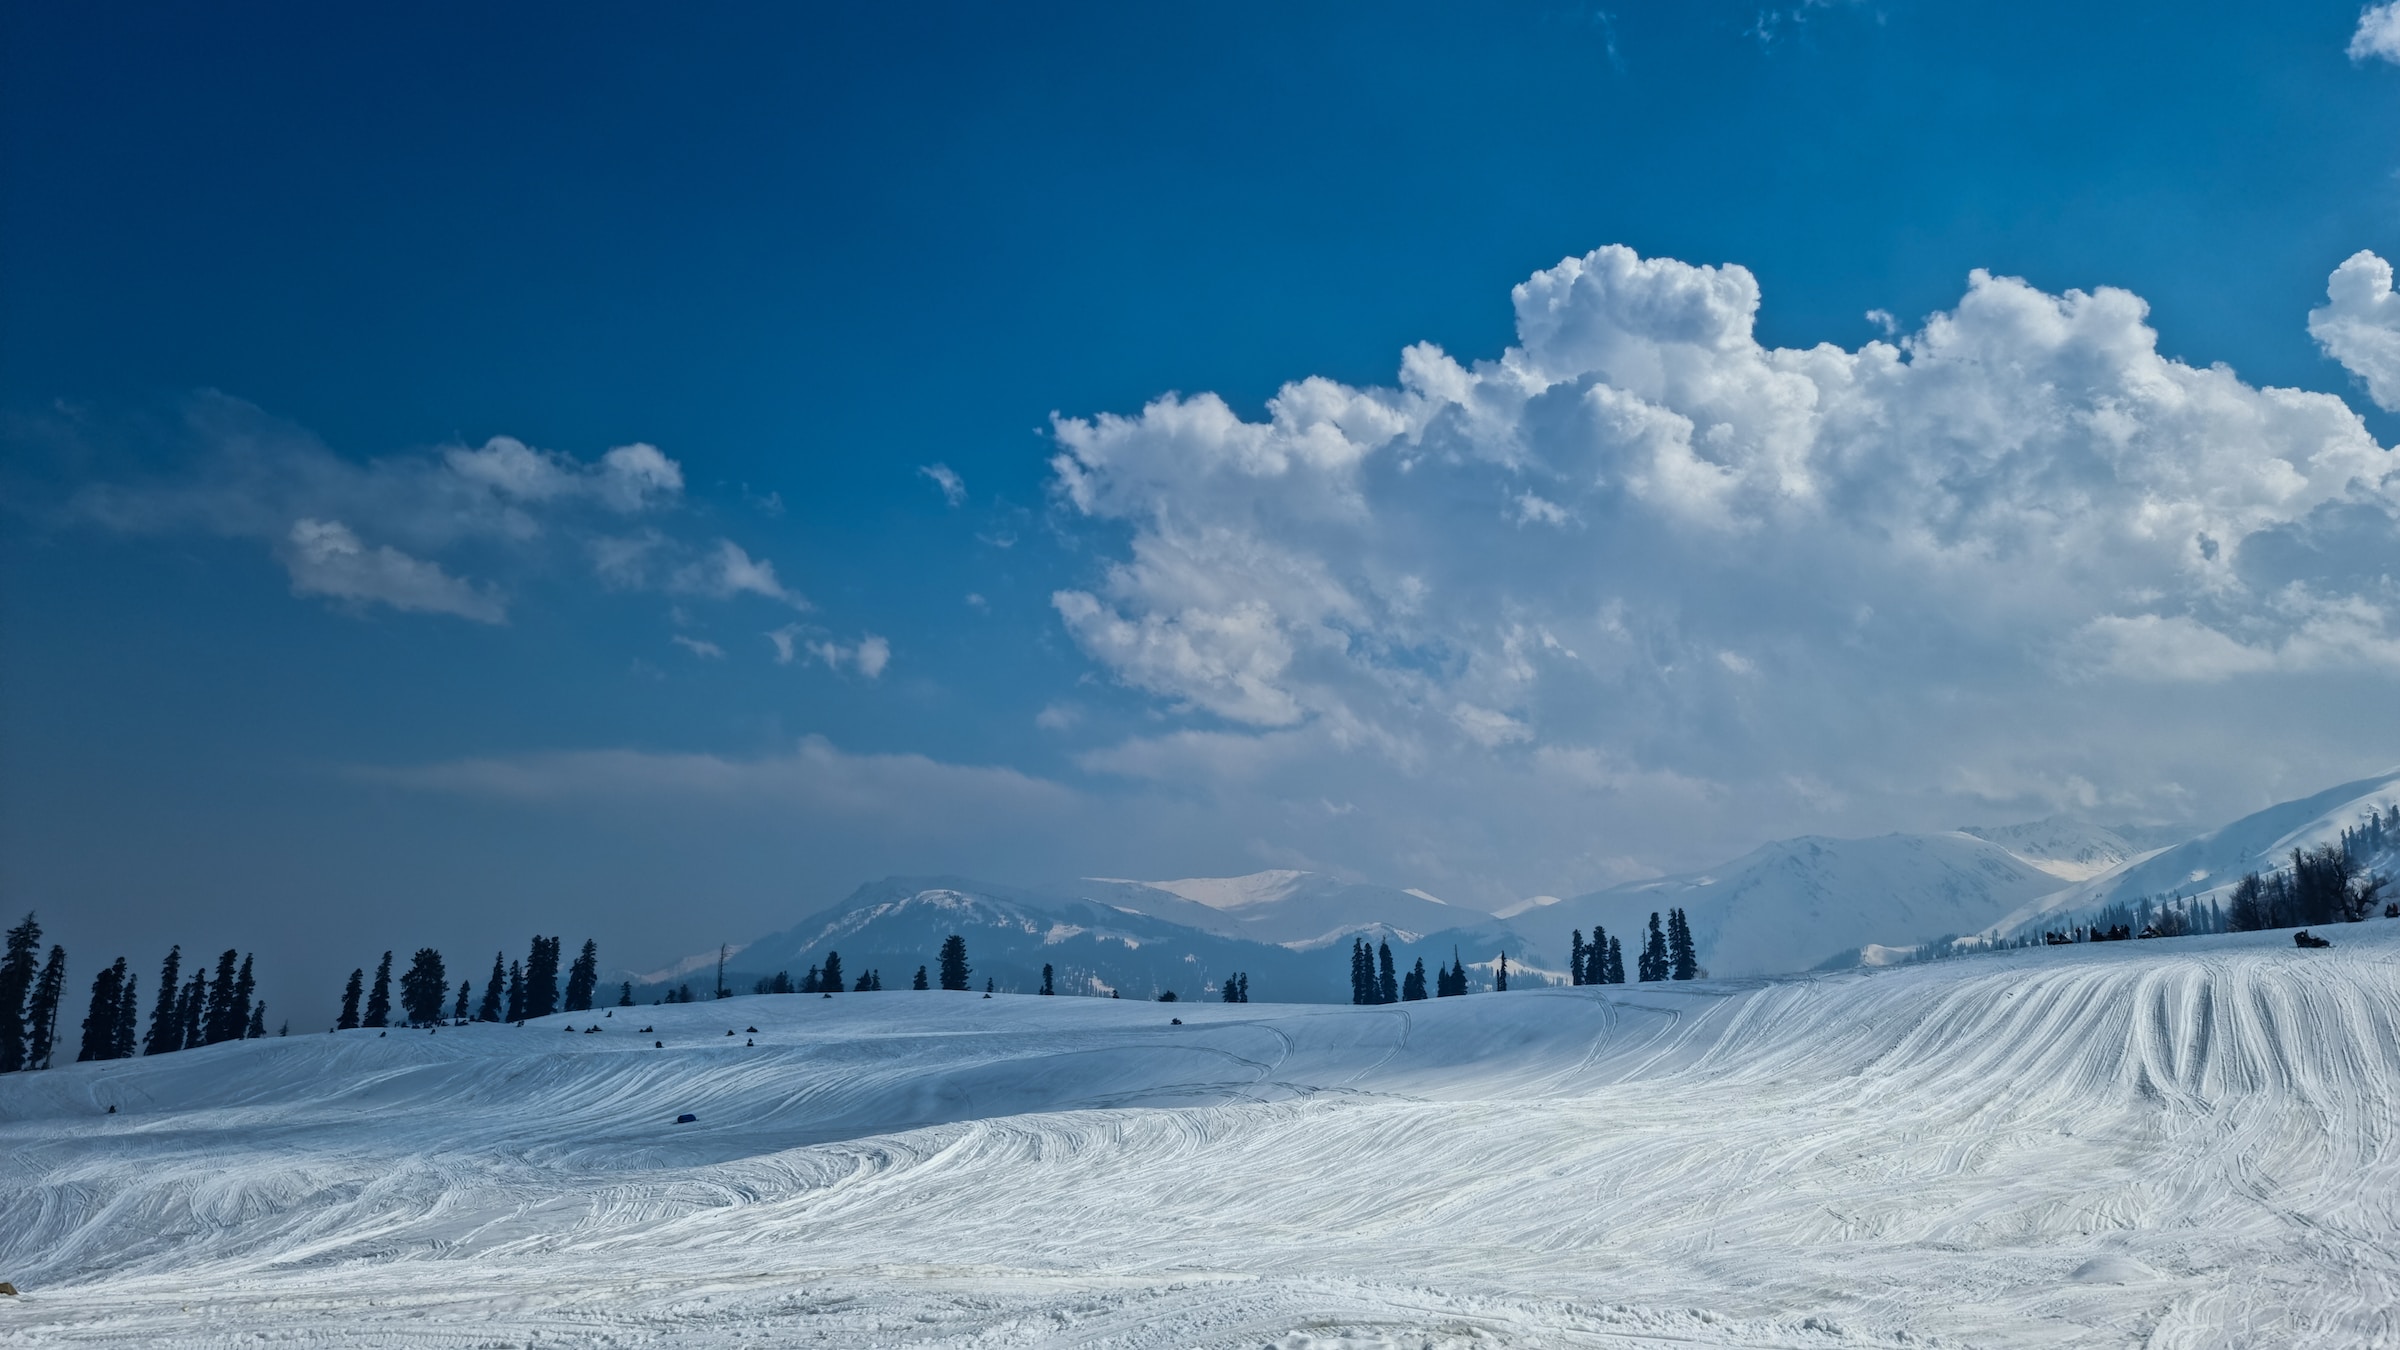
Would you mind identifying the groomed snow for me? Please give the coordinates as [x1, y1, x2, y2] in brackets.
[6, 923, 2399, 1348]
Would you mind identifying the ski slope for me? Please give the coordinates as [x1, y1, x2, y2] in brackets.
[5, 922, 2399, 1348]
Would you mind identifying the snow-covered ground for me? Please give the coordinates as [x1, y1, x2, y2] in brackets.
[6, 922, 2399, 1348]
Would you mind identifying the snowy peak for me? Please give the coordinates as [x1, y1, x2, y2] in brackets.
[1133, 869, 1319, 911]
[1077, 871, 1488, 949]
[1958, 816, 2161, 882]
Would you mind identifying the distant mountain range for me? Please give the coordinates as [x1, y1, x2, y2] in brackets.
[642, 767, 2400, 1002]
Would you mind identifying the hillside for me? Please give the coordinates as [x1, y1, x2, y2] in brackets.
[1523, 830, 2068, 976]
[6, 923, 2398, 1346]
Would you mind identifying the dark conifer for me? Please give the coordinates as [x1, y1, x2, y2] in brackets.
[1570, 930, 1587, 986]
[523, 937, 561, 1019]
[504, 959, 525, 1021]
[563, 940, 599, 1013]
[1401, 957, 1427, 1001]
[854, 966, 874, 992]
[0, 911, 39, 1073]
[113, 971, 140, 1059]
[230, 954, 257, 1041]
[617, 981, 635, 1006]
[914, 965, 929, 991]
[77, 957, 127, 1063]
[478, 954, 505, 1022]
[203, 949, 242, 1044]
[1668, 908, 1698, 980]
[938, 935, 971, 991]
[27, 946, 67, 1069]
[1041, 963, 1056, 996]
[1237, 973, 1249, 1002]
[1606, 935, 1625, 984]
[820, 950, 845, 994]
[145, 946, 184, 1056]
[245, 1003, 267, 1039]
[179, 971, 207, 1046]
[1639, 913, 1666, 982]
[338, 968, 365, 1030]
[1495, 953, 1509, 993]
[453, 980, 471, 1023]
[1588, 926, 1610, 985]
[1377, 940, 1399, 1004]
[985, 977, 995, 994]
[363, 951, 394, 1029]
[1348, 937, 1371, 1005]
[801, 965, 820, 994]
[398, 948, 448, 1025]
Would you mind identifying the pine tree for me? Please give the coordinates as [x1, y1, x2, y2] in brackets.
[179, 971, 207, 1047]
[853, 965, 874, 992]
[77, 957, 127, 1063]
[1377, 940, 1399, 1004]
[1639, 913, 1666, 982]
[563, 940, 599, 1013]
[27, 946, 66, 1069]
[1495, 953, 1509, 993]
[453, 980, 471, 1023]
[504, 959, 525, 1021]
[617, 981, 635, 1006]
[0, 911, 40, 1073]
[523, 937, 561, 1019]
[338, 968, 365, 1030]
[113, 971, 140, 1059]
[399, 948, 447, 1026]
[1041, 963, 1056, 996]
[821, 951, 845, 994]
[1348, 937, 1371, 1005]
[1236, 973, 1249, 1002]
[938, 935, 971, 991]
[245, 1003, 267, 1039]
[1668, 908, 1697, 981]
[1401, 957, 1427, 1001]
[1589, 926, 1610, 985]
[1606, 935, 1625, 985]
[1570, 930, 1587, 986]
[363, 951, 394, 1029]
[203, 949, 242, 1044]
[478, 954, 505, 1022]
[230, 954, 257, 1042]
[145, 946, 184, 1056]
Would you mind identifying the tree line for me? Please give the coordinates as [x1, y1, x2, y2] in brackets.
[338, 935, 616, 1028]
[0, 913, 283, 1073]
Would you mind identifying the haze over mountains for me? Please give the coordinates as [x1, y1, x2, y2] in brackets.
[649, 767, 2400, 1003]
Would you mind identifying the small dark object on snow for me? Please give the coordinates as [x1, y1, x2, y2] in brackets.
[0, 1281, 16, 1295]
[639, 1025, 653, 1033]
[745, 1026, 758, 1033]
[2386, 902, 2399, 919]
[676, 1113, 697, 1124]
[106, 1105, 115, 1114]
[822, 992, 832, 999]
[983, 993, 992, 999]
[2295, 930, 2333, 948]
[746, 1038, 753, 1046]
[1170, 1018, 1182, 1025]
[654, 1040, 663, 1048]
[565, 1025, 576, 1033]
[378, 1031, 386, 1038]
[605, 1009, 613, 1017]
[726, 1029, 735, 1036]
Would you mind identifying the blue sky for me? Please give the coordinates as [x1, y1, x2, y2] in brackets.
[6, 1, 2400, 1021]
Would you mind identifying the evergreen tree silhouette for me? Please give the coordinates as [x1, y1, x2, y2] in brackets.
[144, 946, 184, 1056]
[1588, 926, 1610, 985]
[0, 911, 40, 1072]
[179, 970, 207, 1046]
[113, 971, 140, 1059]
[1606, 935, 1625, 984]
[1495, 953, 1509, 993]
[245, 1003, 266, 1039]
[504, 960, 525, 1021]
[363, 951, 394, 1029]
[820, 950, 845, 994]
[229, 954, 257, 1043]
[1570, 930, 1587, 986]
[339, 968, 366, 1031]
[203, 949, 242, 1044]
[523, 937, 561, 1019]
[77, 957, 127, 1062]
[1639, 914, 1667, 982]
[27, 946, 67, 1069]
[938, 935, 971, 991]
[1401, 957, 1427, 1001]
[1668, 908, 1698, 980]
[399, 948, 447, 1026]
[914, 965, 929, 991]
[618, 981, 634, 1006]
[478, 953, 505, 1022]
[1348, 937, 1371, 1005]
[1376, 940, 1399, 1004]
[563, 940, 599, 1013]
[453, 980, 471, 1022]
[1041, 963, 1056, 996]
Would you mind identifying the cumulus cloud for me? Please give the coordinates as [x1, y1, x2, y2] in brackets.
[283, 519, 506, 623]
[64, 395, 808, 627]
[1043, 244, 2400, 890]
[2351, 2, 2400, 63]
[671, 634, 726, 660]
[918, 462, 967, 506]
[808, 634, 891, 679]
[2310, 250, 2400, 410]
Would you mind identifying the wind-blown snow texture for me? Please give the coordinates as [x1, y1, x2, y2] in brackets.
[7, 924, 2400, 1347]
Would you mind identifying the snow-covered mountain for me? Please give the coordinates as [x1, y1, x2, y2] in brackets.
[1076, 871, 1489, 949]
[1956, 815, 2168, 881]
[1522, 832, 2069, 977]
[1985, 767, 2400, 937]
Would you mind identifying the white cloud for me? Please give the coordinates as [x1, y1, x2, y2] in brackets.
[806, 634, 892, 679]
[2351, 2, 2400, 63]
[676, 539, 804, 606]
[1042, 244, 2400, 885]
[671, 634, 726, 660]
[1035, 701, 1082, 731]
[282, 519, 506, 623]
[2309, 250, 2400, 410]
[918, 462, 967, 506]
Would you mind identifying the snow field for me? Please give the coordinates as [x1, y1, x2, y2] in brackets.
[4, 923, 2399, 1347]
